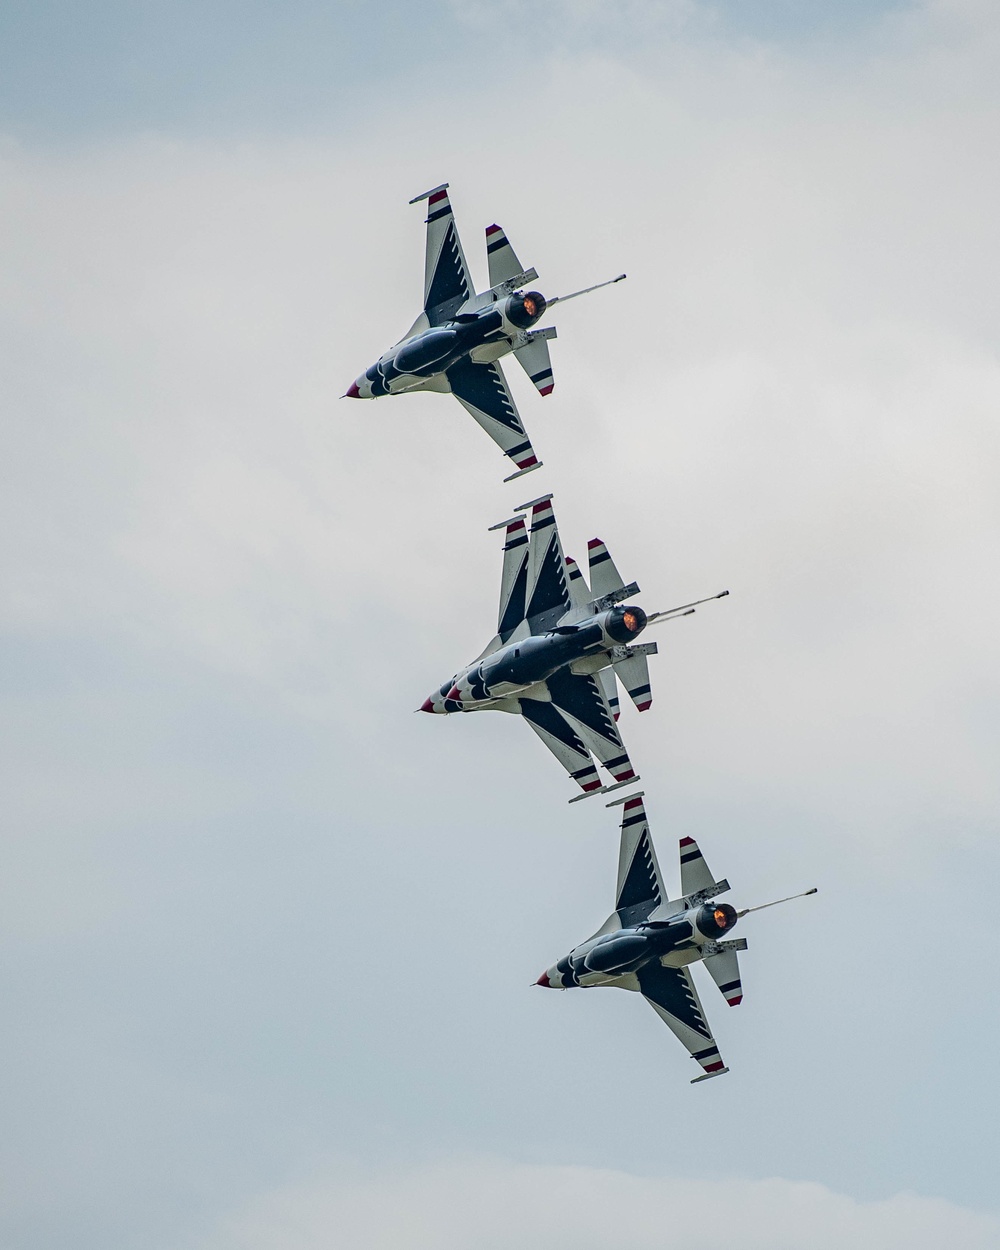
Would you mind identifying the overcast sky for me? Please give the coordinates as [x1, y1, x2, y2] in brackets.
[2, 2, 1000, 1248]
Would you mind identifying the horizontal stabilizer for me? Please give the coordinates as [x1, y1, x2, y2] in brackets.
[612, 644, 656, 712]
[485, 223, 526, 286]
[587, 538, 628, 600]
[679, 836, 717, 897]
[513, 330, 556, 396]
[704, 947, 743, 1006]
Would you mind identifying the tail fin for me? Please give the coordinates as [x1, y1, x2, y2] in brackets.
[611, 642, 657, 712]
[587, 538, 628, 601]
[704, 944, 747, 1006]
[485, 223, 526, 287]
[513, 327, 557, 396]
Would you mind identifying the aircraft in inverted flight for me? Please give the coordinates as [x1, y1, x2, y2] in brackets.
[345, 183, 625, 482]
[536, 792, 816, 1082]
[419, 494, 727, 800]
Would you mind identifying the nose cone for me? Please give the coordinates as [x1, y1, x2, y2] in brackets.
[418, 696, 435, 713]
[446, 685, 462, 702]
[344, 381, 361, 398]
[535, 972, 552, 987]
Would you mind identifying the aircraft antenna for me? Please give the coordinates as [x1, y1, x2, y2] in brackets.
[736, 888, 817, 918]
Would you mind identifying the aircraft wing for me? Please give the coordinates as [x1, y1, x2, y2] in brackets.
[410, 184, 472, 325]
[637, 961, 729, 1082]
[497, 514, 530, 643]
[614, 794, 666, 922]
[519, 670, 638, 798]
[494, 498, 585, 643]
[523, 495, 572, 631]
[445, 358, 541, 480]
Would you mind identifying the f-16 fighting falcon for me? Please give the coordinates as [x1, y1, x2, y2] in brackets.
[536, 792, 816, 1082]
[419, 494, 728, 801]
[345, 183, 625, 482]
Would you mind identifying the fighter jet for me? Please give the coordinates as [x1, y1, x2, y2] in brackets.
[536, 792, 816, 1082]
[419, 494, 727, 801]
[345, 183, 625, 482]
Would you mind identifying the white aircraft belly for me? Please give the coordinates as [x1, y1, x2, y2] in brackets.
[469, 340, 513, 364]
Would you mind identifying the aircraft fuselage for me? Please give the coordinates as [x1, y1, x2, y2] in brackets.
[538, 903, 739, 990]
[347, 291, 548, 400]
[420, 605, 648, 713]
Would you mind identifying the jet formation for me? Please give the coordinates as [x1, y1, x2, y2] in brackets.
[346, 183, 815, 1081]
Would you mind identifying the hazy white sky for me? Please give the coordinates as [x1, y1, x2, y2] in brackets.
[2, 2, 1000, 1247]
